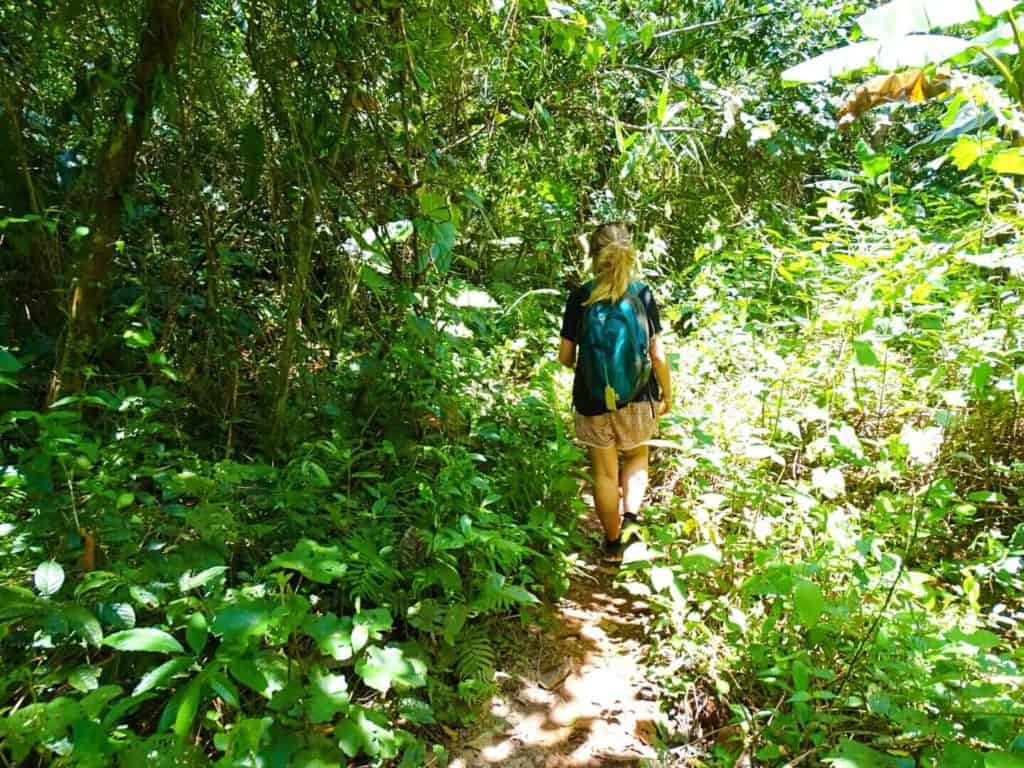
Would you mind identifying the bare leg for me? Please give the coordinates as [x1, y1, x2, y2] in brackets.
[620, 445, 649, 519]
[589, 445, 621, 542]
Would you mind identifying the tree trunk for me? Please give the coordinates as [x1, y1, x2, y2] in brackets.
[270, 188, 319, 453]
[51, 0, 195, 401]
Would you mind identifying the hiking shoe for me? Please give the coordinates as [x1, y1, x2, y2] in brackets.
[602, 536, 624, 560]
[622, 511, 641, 527]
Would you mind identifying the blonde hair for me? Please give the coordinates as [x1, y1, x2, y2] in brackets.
[584, 222, 636, 305]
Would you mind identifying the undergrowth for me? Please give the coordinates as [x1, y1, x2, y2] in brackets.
[620, 172, 1024, 766]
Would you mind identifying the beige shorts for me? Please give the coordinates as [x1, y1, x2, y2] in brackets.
[574, 401, 658, 450]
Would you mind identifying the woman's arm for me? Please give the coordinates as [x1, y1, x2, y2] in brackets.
[650, 334, 672, 415]
[558, 337, 576, 368]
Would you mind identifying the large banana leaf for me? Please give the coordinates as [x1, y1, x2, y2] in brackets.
[970, 21, 1019, 55]
[782, 35, 972, 84]
[857, 0, 1019, 39]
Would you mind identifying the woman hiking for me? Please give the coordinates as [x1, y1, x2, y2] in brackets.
[558, 222, 672, 556]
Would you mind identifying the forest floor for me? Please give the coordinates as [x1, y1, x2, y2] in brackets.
[449, 513, 667, 768]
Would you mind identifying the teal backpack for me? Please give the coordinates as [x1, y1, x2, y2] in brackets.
[577, 281, 653, 411]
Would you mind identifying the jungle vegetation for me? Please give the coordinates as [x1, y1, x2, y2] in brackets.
[0, 0, 1022, 765]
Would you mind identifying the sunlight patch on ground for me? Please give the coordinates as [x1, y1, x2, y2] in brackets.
[451, 554, 661, 768]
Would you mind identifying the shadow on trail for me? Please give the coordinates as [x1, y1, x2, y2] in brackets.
[451, 517, 662, 768]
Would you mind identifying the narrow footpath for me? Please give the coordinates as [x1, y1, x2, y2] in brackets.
[451, 521, 664, 767]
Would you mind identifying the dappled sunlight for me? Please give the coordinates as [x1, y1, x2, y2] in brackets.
[451, 546, 661, 768]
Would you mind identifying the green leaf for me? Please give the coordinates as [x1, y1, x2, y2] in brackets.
[178, 566, 227, 593]
[308, 670, 349, 723]
[681, 543, 722, 573]
[211, 598, 271, 645]
[351, 624, 369, 654]
[209, 672, 240, 709]
[443, 604, 467, 645]
[990, 149, 1024, 174]
[852, 339, 881, 366]
[129, 585, 161, 609]
[812, 466, 846, 499]
[355, 646, 427, 694]
[856, 142, 890, 181]
[399, 697, 436, 725]
[66, 605, 104, 647]
[133, 656, 194, 696]
[173, 676, 203, 739]
[98, 601, 136, 629]
[417, 188, 449, 222]
[104, 628, 185, 654]
[116, 492, 134, 509]
[948, 628, 1001, 649]
[337, 707, 400, 759]
[504, 584, 540, 605]
[269, 540, 348, 584]
[228, 653, 289, 699]
[972, 362, 994, 391]
[34, 560, 65, 596]
[0, 349, 22, 373]
[826, 738, 907, 767]
[69, 666, 101, 693]
[985, 753, 1024, 768]
[638, 22, 654, 49]
[305, 614, 354, 661]
[123, 327, 155, 349]
[186, 612, 208, 655]
[781, 36, 971, 84]
[794, 578, 825, 628]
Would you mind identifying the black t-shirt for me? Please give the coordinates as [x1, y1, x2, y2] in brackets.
[560, 282, 663, 416]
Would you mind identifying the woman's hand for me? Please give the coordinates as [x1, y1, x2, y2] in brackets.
[658, 396, 671, 416]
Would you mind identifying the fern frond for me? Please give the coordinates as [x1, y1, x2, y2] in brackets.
[456, 627, 495, 681]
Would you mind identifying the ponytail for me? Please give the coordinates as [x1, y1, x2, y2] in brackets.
[584, 223, 637, 305]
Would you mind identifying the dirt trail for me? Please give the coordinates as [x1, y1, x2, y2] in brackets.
[451, 524, 663, 768]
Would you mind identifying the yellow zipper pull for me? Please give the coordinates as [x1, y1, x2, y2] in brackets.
[604, 385, 617, 411]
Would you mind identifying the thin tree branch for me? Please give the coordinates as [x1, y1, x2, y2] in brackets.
[649, 9, 788, 40]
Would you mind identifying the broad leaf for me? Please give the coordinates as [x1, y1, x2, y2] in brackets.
[338, 707, 401, 760]
[66, 605, 104, 647]
[355, 646, 427, 694]
[133, 656, 194, 696]
[826, 738, 904, 766]
[178, 566, 227, 593]
[852, 339, 881, 366]
[812, 467, 846, 499]
[985, 753, 1024, 768]
[269, 540, 348, 584]
[0, 349, 22, 373]
[990, 148, 1024, 174]
[794, 578, 826, 628]
[123, 327, 155, 349]
[69, 666, 101, 693]
[308, 670, 349, 723]
[173, 676, 203, 739]
[782, 36, 971, 84]
[682, 543, 722, 573]
[104, 628, 185, 654]
[305, 614, 355, 661]
[857, 0, 1018, 38]
[98, 602, 136, 629]
[186, 612, 208, 655]
[212, 598, 271, 645]
[34, 561, 64, 596]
